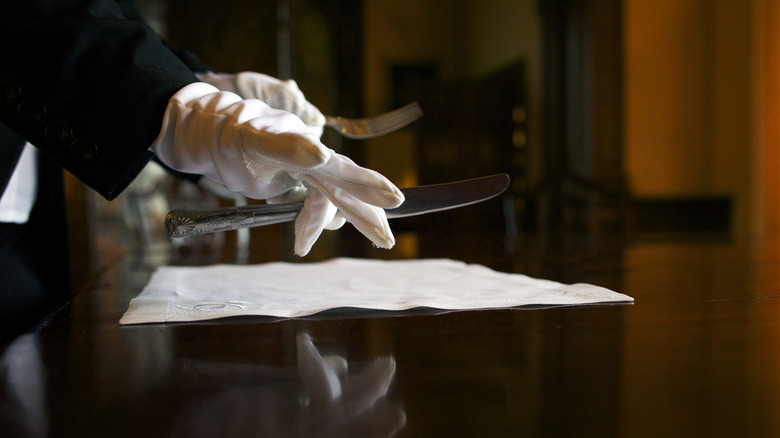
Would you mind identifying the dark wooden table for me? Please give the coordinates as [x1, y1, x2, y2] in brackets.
[3, 222, 780, 437]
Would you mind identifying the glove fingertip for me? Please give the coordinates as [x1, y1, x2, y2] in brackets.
[302, 104, 326, 126]
[293, 189, 339, 256]
[368, 184, 405, 210]
[342, 208, 396, 250]
[294, 241, 314, 257]
[314, 153, 405, 208]
[293, 213, 319, 257]
[372, 233, 395, 250]
[294, 216, 318, 256]
[386, 187, 405, 209]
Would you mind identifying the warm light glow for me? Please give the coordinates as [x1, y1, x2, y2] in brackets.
[761, 0, 780, 235]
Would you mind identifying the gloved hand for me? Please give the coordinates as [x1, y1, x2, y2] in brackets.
[152, 82, 403, 256]
[196, 71, 326, 137]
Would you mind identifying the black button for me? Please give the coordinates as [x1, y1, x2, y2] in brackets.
[44, 120, 72, 145]
[68, 138, 97, 163]
[16, 99, 46, 125]
[0, 80, 21, 105]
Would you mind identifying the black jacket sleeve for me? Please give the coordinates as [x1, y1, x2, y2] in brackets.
[0, 0, 199, 200]
[114, 0, 212, 73]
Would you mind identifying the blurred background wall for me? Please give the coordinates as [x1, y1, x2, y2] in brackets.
[66, 0, 780, 283]
[625, 0, 754, 238]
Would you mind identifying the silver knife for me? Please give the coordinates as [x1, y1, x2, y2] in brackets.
[164, 174, 510, 238]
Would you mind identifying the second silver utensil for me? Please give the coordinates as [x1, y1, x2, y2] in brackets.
[325, 102, 423, 139]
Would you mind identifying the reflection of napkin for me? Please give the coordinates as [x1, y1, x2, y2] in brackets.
[119, 258, 633, 325]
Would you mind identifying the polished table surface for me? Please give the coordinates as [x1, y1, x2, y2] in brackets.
[3, 226, 780, 437]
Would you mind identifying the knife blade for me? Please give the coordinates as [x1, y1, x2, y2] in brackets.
[164, 174, 510, 238]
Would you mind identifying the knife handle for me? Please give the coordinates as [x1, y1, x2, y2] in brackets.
[164, 203, 304, 238]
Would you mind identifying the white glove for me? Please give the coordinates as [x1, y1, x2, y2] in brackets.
[196, 71, 326, 137]
[152, 82, 403, 256]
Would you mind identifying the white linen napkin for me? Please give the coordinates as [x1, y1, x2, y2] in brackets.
[119, 258, 633, 324]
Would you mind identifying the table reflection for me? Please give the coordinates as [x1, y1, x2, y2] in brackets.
[169, 332, 404, 437]
[0, 334, 47, 438]
[3, 325, 405, 437]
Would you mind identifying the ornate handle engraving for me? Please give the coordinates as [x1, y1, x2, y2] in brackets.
[164, 204, 303, 238]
